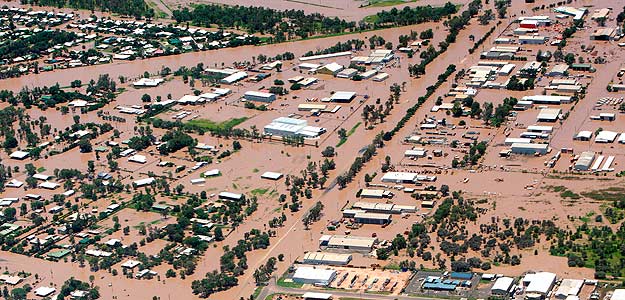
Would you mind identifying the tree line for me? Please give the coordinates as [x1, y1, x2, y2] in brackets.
[21, 0, 154, 19]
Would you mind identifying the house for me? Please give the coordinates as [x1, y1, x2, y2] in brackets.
[121, 259, 141, 269]
[128, 154, 147, 164]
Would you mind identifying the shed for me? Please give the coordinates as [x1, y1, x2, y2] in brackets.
[261, 171, 283, 180]
[218, 191, 244, 201]
[9, 151, 29, 160]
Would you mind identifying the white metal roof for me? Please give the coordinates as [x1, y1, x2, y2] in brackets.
[612, 289, 625, 300]
[524, 272, 556, 294]
[595, 131, 618, 143]
[491, 276, 514, 293]
[293, 267, 336, 281]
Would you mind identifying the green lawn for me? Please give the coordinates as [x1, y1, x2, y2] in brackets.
[336, 122, 362, 147]
[277, 277, 303, 288]
[365, 0, 418, 7]
[187, 117, 248, 133]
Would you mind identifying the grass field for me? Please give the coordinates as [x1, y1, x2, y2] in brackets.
[187, 117, 248, 133]
[365, 0, 418, 7]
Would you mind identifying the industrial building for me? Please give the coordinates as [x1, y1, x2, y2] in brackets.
[491, 277, 515, 295]
[353, 211, 392, 224]
[264, 117, 326, 138]
[519, 35, 546, 44]
[320, 235, 378, 252]
[302, 252, 352, 265]
[575, 151, 596, 171]
[547, 64, 569, 77]
[359, 189, 388, 199]
[244, 91, 276, 103]
[595, 131, 618, 143]
[511, 143, 549, 155]
[220, 71, 247, 84]
[317, 62, 344, 76]
[336, 68, 358, 79]
[381, 172, 418, 183]
[523, 272, 556, 300]
[329, 91, 356, 103]
[537, 108, 561, 122]
[590, 28, 616, 41]
[292, 266, 336, 286]
[612, 290, 625, 300]
[522, 95, 571, 105]
[352, 201, 415, 214]
[554, 279, 584, 299]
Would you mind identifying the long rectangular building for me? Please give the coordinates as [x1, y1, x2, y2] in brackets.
[321, 235, 378, 252]
[302, 252, 352, 265]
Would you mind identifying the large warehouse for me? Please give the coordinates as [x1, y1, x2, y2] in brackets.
[353, 212, 392, 225]
[244, 91, 276, 103]
[320, 235, 378, 252]
[537, 108, 561, 122]
[292, 266, 336, 286]
[523, 272, 556, 300]
[264, 117, 326, 138]
[575, 151, 596, 171]
[511, 143, 549, 155]
[381, 172, 418, 183]
[302, 252, 352, 265]
[554, 279, 584, 299]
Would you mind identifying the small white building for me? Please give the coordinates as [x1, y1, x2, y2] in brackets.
[492, 277, 515, 295]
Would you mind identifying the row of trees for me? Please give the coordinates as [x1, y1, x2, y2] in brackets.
[172, 5, 359, 41]
[22, 0, 154, 19]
